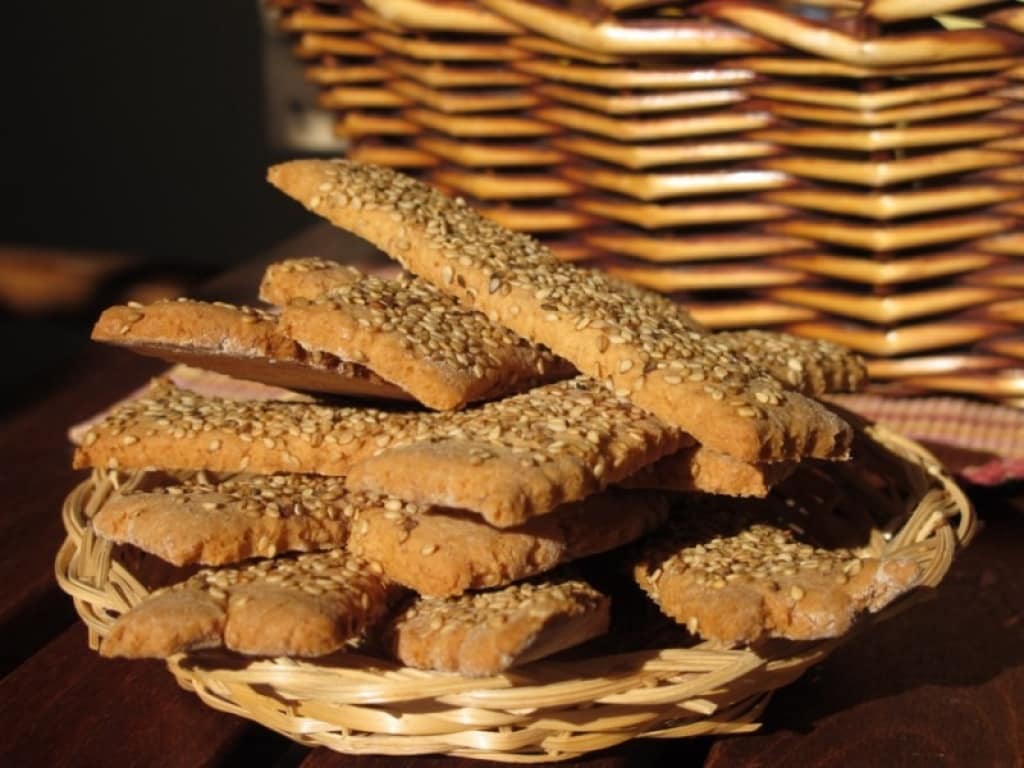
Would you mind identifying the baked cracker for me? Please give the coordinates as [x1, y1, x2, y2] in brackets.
[349, 488, 669, 596]
[73, 378, 426, 475]
[272, 266, 574, 410]
[711, 330, 868, 396]
[633, 507, 922, 646]
[385, 579, 609, 676]
[75, 378, 687, 525]
[91, 298, 409, 400]
[620, 446, 796, 498]
[92, 473, 355, 566]
[345, 376, 690, 526]
[100, 549, 398, 658]
[266, 158, 853, 463]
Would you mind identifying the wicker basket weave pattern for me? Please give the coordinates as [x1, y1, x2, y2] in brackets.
[56, 423, 975, 762]
[270, 0, 1024, 404]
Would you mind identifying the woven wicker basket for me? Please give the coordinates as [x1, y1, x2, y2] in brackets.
[269, 0, 1024, 404]
[56, 422, 974, 762]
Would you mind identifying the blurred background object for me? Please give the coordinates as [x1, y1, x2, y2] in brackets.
[1, 1, 335, 414]
[264, 0, 1024, 406]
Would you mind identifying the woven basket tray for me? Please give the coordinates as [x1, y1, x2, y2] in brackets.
[55, 423, 974, 762]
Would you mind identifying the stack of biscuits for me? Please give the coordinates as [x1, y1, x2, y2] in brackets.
[74, 158, 924, 677]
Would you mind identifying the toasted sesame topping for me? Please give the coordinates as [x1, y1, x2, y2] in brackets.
[90, 297, 404, 396]
[387, 579, 608, 674]
[711, 330, 867, 396]
[266, 159, 852, 462]
[634, 500, 920, 647]
[277, 267, 572, 410]
[77, 377, 685, 498]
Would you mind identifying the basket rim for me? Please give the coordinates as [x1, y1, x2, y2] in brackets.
[54, 422, 975, 762]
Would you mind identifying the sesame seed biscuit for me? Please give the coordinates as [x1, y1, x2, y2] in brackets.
[92, 473, 355, 566]
[262, 206, 892, 402]
[711, 330, 868, 396]
[74, 378, 687, 525]
[270, 265, 574, 410]
[349, 488, 669, 596]
[266, 158, 853, 463]
[100, 549, 399, 658]
[384, 579, 609, 676]
[633, 509, 922, 647]
[73, 378, 426, 475]
[259, 257, 364, 305]
[619, 446, 796, 498]
[91, 298, 410, 401]
[346, 377, 690, 526]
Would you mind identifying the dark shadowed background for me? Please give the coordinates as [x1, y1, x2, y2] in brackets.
[2, 2, 328, 414]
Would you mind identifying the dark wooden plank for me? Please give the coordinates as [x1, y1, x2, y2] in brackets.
[706, 502, 1024, 768]
[298, 736, 713, 768]
[0, 345, 165, 675]
[0, 623, 290, 767]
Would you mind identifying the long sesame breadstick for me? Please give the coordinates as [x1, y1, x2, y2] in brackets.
[73, 378, 425, 476]
[75, 377, 688, 525]
[345, 377, 689, 526]
[264, 258, 866, 398]
[266, 159, 852, 462]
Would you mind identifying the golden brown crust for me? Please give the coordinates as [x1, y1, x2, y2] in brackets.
[711, 330, 868, 396]
[73, 378, 426, 475]
[633, 510, 922, 646]
[100, 550, 398, 658]
[266, 159, 853, 463]
[349, 488, 669, 596]
[259, 258, 365, 305]
[619, 446, 795, 498]
[91, 298, 410, 400]
[385, 580, 610, 676]
[269, 263, 574, 410]
[75, 378, 686, 523]
[345, 377, 689, 526]
[92, 473, 354, 566]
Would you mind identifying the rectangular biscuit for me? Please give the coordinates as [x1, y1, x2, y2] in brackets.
[100, 549, 399, 658]
[73, 377, 426, 475]
[384, 579, 610, 676]
[263, 236, 860, 401]
[91, 298, 411, 401]
[348, 488, 669, 596]
[266, 159, 853, 463]
[345, 376, 690, 526]
[75, 378, 687, 524]
[619, 445, 796, 498]
[269, 263, 574, 410]
[92, 472, 354, 566]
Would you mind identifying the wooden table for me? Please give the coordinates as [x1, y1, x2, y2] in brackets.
[2, 227, 1022, 767]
